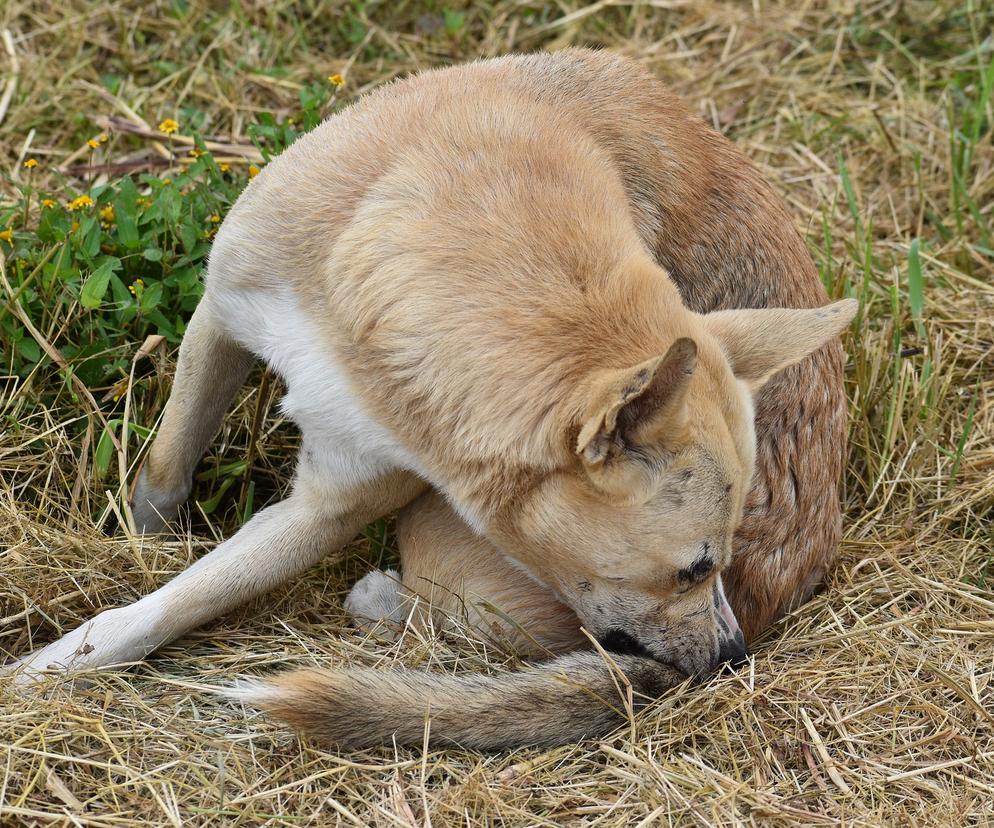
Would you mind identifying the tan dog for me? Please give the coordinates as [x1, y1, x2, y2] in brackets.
[11, 50, 854, 748]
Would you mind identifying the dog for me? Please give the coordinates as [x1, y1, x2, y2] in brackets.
[11, 49, 854, 749]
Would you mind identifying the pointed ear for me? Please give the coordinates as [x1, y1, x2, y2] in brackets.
[704, 298, 857, 392]
[577, 337, 697, 467]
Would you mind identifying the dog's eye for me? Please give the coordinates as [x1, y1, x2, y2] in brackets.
[677, 549, 714, 585]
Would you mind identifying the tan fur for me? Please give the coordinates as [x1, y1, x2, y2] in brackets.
[11, 50, 855, 749]
[244, 651, 685, 749]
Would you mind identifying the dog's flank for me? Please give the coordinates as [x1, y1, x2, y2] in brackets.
[229, 653, 684, 749]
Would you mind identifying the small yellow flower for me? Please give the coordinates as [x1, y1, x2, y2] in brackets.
[209, 214, 221, 223]
[137, 196, 150, 208]
[99, 133, 109, 143]
[67, 195, 95, 211]
[188, 147, 205, 158]
[99, 205, 115, 222]
[87, 138, 100, 149]
[158, 118, 179, 135]
[128, 278, 145, 296]
[218, 162, 231, 173]
[23, 158, 38, 169]
[71, 221, 80, 232]
[248, 164, 260, 178]
[41, 198, 57, 209]
[328, 73, 345, 88]
[0, 228, 13, 243]
[162, 178, 172, 185]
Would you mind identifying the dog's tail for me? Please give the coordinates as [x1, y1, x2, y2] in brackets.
[226, 652, 685, 749]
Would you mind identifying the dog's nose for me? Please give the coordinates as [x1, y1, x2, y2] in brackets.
[715, 627, 749, 670]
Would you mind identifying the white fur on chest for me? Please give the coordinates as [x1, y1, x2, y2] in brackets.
[210, 286, 420, 489]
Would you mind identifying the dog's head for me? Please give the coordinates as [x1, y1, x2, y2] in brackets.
[496, 298, 856, 677]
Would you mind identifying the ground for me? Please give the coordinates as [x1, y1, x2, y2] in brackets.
[1, 1, 992, 825]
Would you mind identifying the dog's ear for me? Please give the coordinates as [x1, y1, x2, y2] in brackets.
[704, 298, 857, 392]
[576, 337, 697, 471]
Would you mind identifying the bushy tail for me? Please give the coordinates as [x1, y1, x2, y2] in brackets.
[227, 652, 685, 749]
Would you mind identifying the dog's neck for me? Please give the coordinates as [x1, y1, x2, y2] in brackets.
[425, 253, 696, 530]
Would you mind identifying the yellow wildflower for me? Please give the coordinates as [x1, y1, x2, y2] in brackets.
[67, 195, 94, 211]
[99, 205, 115, 222]
[87, 138, 100, 149]
[41, 198, 57, 209]
[99, 133, 109, 143]
[23, 158, 38, 169]
[219, 162, 230, 173]
[158, 118, 179, 135]
[71, 221, 80, 232]
[328, 73, 345, 87]
[209, 214, 220, 224]
[189, 147, 205, 158]
[0, 228, 13, 243]
[128, 278, 145, 296]
[248, 164, 260, 178]
[162, 178, 172, 185]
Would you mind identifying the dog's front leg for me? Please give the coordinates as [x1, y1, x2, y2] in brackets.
[10, 466, 424, 684]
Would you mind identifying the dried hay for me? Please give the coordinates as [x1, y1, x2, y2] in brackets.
[1, 1, 992, 824]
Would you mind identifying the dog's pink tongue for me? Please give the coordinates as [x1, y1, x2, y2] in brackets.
[715, 575, 745, 644]
[714, 575, 748, 668]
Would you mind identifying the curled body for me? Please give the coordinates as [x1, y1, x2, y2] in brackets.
[11, 50, 853, 749]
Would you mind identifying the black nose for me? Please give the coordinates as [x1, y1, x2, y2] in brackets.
[716, 629, 748, 670]
[597, 629, 651, 657]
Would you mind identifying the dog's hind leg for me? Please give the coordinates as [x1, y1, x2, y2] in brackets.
[395, 491, 588, 658]
[131, 295, 254, 533]
[10, 460, 425, 685]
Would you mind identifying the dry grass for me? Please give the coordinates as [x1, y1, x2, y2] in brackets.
[2, 0, 993, 825]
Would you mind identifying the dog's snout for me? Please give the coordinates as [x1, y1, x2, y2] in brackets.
[715, 627, 748, 670]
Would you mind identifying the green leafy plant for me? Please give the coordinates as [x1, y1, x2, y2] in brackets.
[0, 83, 337, 393]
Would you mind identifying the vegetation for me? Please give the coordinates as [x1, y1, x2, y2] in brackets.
[1, 1, 991, 824]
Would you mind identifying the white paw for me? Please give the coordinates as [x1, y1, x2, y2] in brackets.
[130, 467, 189, 534]
[345, 569, 407, 635]
[6, 605, 162, 685]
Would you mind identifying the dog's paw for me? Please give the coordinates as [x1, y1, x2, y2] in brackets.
[345, 569, 407, 636]
[129, 466, 188, 534]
